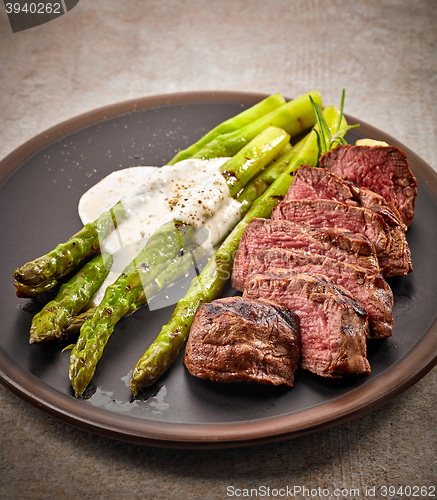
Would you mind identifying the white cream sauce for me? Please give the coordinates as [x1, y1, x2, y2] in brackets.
[78, 158, 242, 307]
[78, 166, 159, 224]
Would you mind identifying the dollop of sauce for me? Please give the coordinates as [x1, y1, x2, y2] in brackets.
[78, 158, 242, 306]
[78, 166, 159, 224]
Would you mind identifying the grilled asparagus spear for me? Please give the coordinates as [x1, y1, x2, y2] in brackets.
[14, 203, 124, 297]
[29, 254, 112, 344]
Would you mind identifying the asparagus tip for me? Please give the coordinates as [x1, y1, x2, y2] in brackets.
[129, 377, 139, 397]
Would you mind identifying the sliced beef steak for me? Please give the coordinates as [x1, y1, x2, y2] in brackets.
[271, 198, 411, 277]
[355, 187, 405, 229]
[184, 296, 300, 386]
[248, 247, 393, 339]
[285, 163, 359, 204]
[283, 164, 412, 275]
[243, 272, 371, 378]
[285, 164, 405, 230]
[272, 198, 388, 256]
[352, 186, 413, 275]
[319, 144, 417, 226]
[231, 218, 379, 291]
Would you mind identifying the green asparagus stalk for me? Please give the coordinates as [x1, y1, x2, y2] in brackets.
[129, 105, 348, 395]
[13, 203, 124, 297]
[29, 254, 113, 344]
[219, 126, 291, 197]
[189, 91, 321, 160]
[235, 140, 306, 211]
[69, 126, 291, 396]
[168, 93, 286, 165]
[15, 279, 68, 298]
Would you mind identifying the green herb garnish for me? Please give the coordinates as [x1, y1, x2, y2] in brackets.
[310, 89, 360, 165]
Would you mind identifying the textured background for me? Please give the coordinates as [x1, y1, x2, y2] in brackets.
[1, 1, 436, 499]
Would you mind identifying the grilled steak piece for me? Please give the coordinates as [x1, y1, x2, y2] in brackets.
[231, 218, 380, 291]
[284, 164, 412, 275]
[353, 187, 413, 275]
[248, 247, 393, 339]
[272, 198, 388, 256]
[355, 187, 405, 229]
[184, 296, 300, 386]
[271, 198, 411, 277]
[243, 272, 371, 378]
[285, 163, 359, 204]
[319, 144, 417, 226]
[285, 164, 405, 229]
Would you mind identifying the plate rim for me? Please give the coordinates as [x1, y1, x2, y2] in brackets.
[1, 90, 436, 449]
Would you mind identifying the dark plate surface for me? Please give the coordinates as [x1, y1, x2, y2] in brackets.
[0, 91, 436, 448]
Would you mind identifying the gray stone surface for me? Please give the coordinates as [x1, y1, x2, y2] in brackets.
[1, 1, 436, 499]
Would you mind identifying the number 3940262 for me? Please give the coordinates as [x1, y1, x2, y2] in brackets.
[5, 3, 62, 14]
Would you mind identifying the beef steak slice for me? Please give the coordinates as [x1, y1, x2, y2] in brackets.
[272, 198, 388, 256]
[248, 247, 393, 339]
[184, 296, 300, 386]
[319, 144, 417, 226]
[286, 163, 406, 230]
[285, 163, 359, 204]
[272, 198, 411, 277]
[243, 271, 371, 378]
[231, 218, 380, 291]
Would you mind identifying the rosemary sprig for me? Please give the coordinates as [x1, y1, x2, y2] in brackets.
[310, 89, 360, 165]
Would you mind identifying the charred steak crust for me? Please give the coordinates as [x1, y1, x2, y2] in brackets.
[247, 247, 393, 339]
[184, 296, 300, 387]
[319, 144, 417, 226]
[243, 272, 371, 378]
[231, 218, 380, 291]
[271, 198, 411, 277]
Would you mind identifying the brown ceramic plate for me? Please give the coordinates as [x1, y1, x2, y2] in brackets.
[0, 91, 436, 449]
